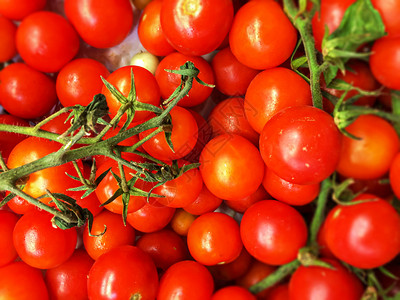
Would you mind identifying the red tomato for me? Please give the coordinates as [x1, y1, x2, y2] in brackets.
[225, 184, 271, 213]
[155, 52, 214, 107]
[0, 261, 49, 299]
[240, 200, 308, 265]
[101, 65, 161, 126]
[136, 229, 189, 270]
[262, 167, 320, 206]
[160, 0, 234, 56]
[183, 184, 222, 215]
[200, 134, 264, 201]
[211, 47, 259, 96]
[259, 106, 342, 185]
[169, 208, 196, 236]
[0, 16, 17, 62]
[157, 260, 214, 300]
[138, 0, 175, 56]
[211, 286, 257, 300]
[244, 67, 312, 134]
[336, 114, 399, 180]
[126, 202, 176, 233]
[0, 63, 57, 119]
[88, 245, 159, 300]
[0, 0, 46, 20]
[370, 36, 400, 90]
[83, 210, 136, 260]
[45, 249, 94, 300]
[56, 58, 110, 107]
[324, 194, 400, 269]
[64, 0, 134, 49]
[187, 212, 242, 266]
[267, 284, 290, 300]
[0, 210, 19, 267]
[289, 259, 364, 300]
[0, 114, 30, 162]
[16, 11, 80, 73]
[390, 152, 400, 199]
[208, 97, 259, 146]
[229, 0, 297, 69]
[371, 0, 400, 36]
[13, 210, 77, 269]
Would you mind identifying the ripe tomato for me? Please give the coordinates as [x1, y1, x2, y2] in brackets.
[160, 0, 234, 56]
[240, 200, 308, 265]
[324, 194, 400, 269]
[336, 114, 399, 180]
[45, 249, 94, 300]
[200, 134, 264, 201]
[211, 286, 257, 300]
[0, 63, 57, 120]
[56, 58, 110, 107]
[157, 260, 214, 300]
[225, 184, 271, 213]
[390, 152, 400, 199]
[371, 0, 400, 36]
[0, 261, 49, 299]
[211, 47, 259, 97]
[289, 259, 364, 300]
[0, 210, 19, 267]
[183, 184, 222, 215]
[140, 106, 199, 162]
[0, 114, 29, 162]
[0, 15, 17, 62]
[0, 0, 46, 20]
[155, 52, 214, 107]
[138, 0, 175, 56]
[88, 245, 159, 300]
[13, 210, 77, 269]
[187, 212, 242, 266]
[64, 0, 134, 49]
[229, 0, 297, 69]
[244, 67, 312, 133]
[267, 284, 290, 300]
[169, 208, 196, 236]
[16, 11, 80, 73]
[83, 210, 136, 260]
[259, 105, 342, 185]
[101, 65, 161, 126]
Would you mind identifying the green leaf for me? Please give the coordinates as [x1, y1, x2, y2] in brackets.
[101, 76, 127, 104]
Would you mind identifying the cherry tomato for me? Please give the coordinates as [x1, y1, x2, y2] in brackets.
[155, 52, 214, 107]
[267, 284, 290, 300]
[56, 58, 110, 107]
[390, 152, 400, 199]
[225, 184, 271, 213]
[200, 134, 264, 201]
[0, 63, 57, 120]
[229, 0, 297, 69]
[160, 0, 234, 56]
[371, 0, 400, 36]
[0, 15, 17, 62]
[157, 260, 214, 300]
[64, 0, 134, 49]
[16, 11, 80, 73]
[244, 67, 312, 134]
[45, 249, 94, 300]
[88, 245, 159, 300]
[0, 261, 49, 299]
[336, 114, 399, 180]
[324, 194, 400, 269]
[0, 114, 30, 162]
[240, 200, 308, 265]
[13, 210, 77, 269]
[183, 184, 222, 215]
[169, 208, 196, 236]
[290, 259, 363, 300]
[211, 286, 257, 300]
[259, 105, 342, 185]
[0, 0, 46, 20]
[0, 210, 19, 267]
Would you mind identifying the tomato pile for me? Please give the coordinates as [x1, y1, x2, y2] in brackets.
[1, 0, 400, 299]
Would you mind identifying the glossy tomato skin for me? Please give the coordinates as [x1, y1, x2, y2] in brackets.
[56, 58, 110, 107]
[0, 114, 29, 162]
[200, 134, 264, 201]
[240, 200, 308, 266]
[160, 0, 234, 56]
[183, 184, 222, 215]
[13, 210, 77, 269]
[45, 249, 94, 300]
[0, 0, 46, 20]
[157, 260, 214, 300]
[88, 245, 159, 300]
[371, 0, 400, 36]
[225, 184, 271, 213]
[259, 106, 342, 185]
[390, 152, 400, 199]
[16, 11, 80, 73]
[0, 15, 17, 62]
[336, 114, 399, 180]
[0, 261, 49, 299]
[211, 286, 257, 300]
[102, 65, 161, 126]
[0, 63, 57, 120]
[64, 0, 134, 49]
[0, 210, 19, 267]
[289, 259, 364, 300]
[324, 194, 400, 269]
[244, 67, 312, 133]
[229, 0, 297, 69]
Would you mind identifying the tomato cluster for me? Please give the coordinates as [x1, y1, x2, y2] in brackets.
[1, 0, 400, 299]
